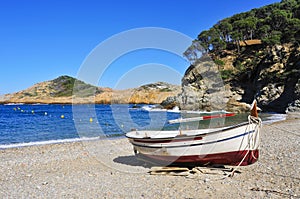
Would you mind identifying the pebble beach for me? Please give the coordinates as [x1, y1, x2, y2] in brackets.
[0, 113, 299, 198]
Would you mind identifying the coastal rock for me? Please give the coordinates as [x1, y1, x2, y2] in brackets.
[162, 44, 300, 113]
[160, 96, 178, 109]
[176, 60, 230, 111]
[288, 99, 300, 112]
[287, 79, 300, 112]
[0, 76, 181, 105]
[257, 84, 284, 106]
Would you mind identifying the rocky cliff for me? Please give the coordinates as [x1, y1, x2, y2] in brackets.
[162, 43, 300, 113]
[232, 44, 300, 113]
[163, 0, 300, 113]
[1, 76, 181, 105]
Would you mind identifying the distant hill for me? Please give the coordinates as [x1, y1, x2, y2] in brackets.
[1, 75, 181, 105]
[50, 75, 105, 97]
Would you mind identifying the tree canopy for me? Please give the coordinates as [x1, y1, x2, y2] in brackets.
[194, 0, 300, 54]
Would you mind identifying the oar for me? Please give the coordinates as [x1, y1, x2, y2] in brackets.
[168, 113, 235, 124]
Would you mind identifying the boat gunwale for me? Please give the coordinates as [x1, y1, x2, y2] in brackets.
[126, 121, 252, 141]
[130, 129, 256, 149]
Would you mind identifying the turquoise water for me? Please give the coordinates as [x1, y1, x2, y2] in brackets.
[0, 104, 284, 148]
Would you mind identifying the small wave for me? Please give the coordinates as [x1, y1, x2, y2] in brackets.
[4, 103, 25, 106]
[263, 113, 286, 124]
[181, 110, 230, 114]
[0, 137, 102, 149]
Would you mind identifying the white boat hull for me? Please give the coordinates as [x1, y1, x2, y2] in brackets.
[126, 117, 261, 166]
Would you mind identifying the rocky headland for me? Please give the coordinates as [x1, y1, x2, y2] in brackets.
[0, 76, 181, 105]
[162, 43, 300, 113]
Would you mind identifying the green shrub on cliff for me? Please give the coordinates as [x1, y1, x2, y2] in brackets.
[220, 69, 234, 80]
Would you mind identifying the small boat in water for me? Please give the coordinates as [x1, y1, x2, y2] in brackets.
[126, 101, 262, 166]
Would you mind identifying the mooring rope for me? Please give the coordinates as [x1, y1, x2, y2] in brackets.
[192, 116, 298, 181]
[221, 116, 262, 178]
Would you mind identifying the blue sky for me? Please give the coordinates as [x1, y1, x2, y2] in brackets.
[0, 0, 280, 94]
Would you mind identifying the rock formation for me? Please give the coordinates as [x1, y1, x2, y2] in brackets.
[162, 44, 300, 113]
[1, 76, 181, 105]
[176, 57, 230, 111]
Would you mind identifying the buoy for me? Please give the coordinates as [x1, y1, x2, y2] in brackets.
[44, 112, 47, 116]
[13, 108, 16, 111]
[21, 110, 24, 113]
[61, 115, 65, 119]
[31, 110, 34, 114]
[89, 118, 93, 123]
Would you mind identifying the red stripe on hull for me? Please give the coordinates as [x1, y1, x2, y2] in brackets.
[133, 136, 203, 143]
[138, 150, 259, 166]
[202, 113, 235, 120]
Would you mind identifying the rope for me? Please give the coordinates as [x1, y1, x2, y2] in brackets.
[201, 116, 262, 181]
[223, 116, 262, 178]
[184, 116, 262, 181]
[249, 116, 261, 160]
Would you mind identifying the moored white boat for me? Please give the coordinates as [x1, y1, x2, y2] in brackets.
[126, 101, 262, 166]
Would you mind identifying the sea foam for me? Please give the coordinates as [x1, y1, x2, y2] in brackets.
[0, 136, 101, 149]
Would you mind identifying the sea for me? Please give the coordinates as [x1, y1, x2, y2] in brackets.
[0, 104, 286, 149]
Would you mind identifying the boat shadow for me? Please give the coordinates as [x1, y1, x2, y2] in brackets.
[113, 155, 154, 168]
[113, 155, 232, 170]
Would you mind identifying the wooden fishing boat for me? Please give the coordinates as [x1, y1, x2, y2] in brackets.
[126, 101, 261, 166]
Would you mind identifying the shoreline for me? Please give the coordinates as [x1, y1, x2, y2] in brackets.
[1, 114, 299, 198]
[0, 112, 288, 150]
